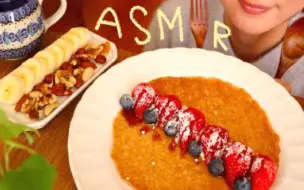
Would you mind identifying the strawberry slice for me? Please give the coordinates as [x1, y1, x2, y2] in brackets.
[131, 83, 153, 102]
[154, 94, 169, 119]
[155, 95, 182, 127]
[174, 107, 205, 153]
[223, 142, 253, 187]
[250, 155, 278, 190]
[200, 125, 229, 164]
[131, 83, 157, 120]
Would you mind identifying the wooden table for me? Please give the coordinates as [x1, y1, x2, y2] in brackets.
[0, 32, 137, 190]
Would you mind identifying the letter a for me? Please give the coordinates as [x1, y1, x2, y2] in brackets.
[95, 7, 122, 38]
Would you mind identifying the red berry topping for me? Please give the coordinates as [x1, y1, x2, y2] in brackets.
[131, 83, 153, 101]
[223, 142, 253, 187]
[174, 107, 206, 153]
[131, 83, 157, 119]
[200, 125, 229, 164]
[155, 95, 181, 127]
[250, 155, 278, 190]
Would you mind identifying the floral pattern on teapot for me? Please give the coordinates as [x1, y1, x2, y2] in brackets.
[0, 16, 43, 45]
[0, 0, 44, 59]
[0, 0, 38, 24]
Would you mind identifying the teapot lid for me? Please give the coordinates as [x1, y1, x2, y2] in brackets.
[0, 0, 31, 12]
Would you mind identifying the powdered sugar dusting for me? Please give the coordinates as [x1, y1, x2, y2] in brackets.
[181, 127, 191, 142]
[209, 132, 219, 146]
[225, 142, 253, 165]
[155, 95, 169, 115]
[200, 126, 229, 163]
[135, 87, 156, 107]
[251, 157, 263, 173]
[161, 101, 179, 123]
[225, 142, 247, 157]
[177, 108, 195, 134]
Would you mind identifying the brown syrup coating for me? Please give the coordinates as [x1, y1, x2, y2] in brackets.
[111, 77, 280, 190]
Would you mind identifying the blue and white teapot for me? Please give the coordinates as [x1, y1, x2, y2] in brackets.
[0, 0, 67, 60]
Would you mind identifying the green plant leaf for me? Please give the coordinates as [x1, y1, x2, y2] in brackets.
[0, 154, 57, 190]
[4, 145, 13, 172]
[0, 109, 39, 141]
[24, 132, 35, 145]
[3, 140, 35, 155]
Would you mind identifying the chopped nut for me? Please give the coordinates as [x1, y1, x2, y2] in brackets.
[73, 68, 84, 76]
[75, 54, 90, 61]
[28, 110, 40, 120]
[33, 83, 44, 91]
[80, 61, 97, 69]
[44, 103, 59, 116]
[29, 91, 43, 99]
[101, 41, 111, 55]
[75, 75, 83, 89]
[55, 70, 76, 88]
[55, 70, 62, 84]
[66, 66, 74, 75]
[60, 75, 76, 88]
[33, 83, 50, 94]
[44, 74, 54, 84]
[76, 48, 85, 55]
[95, 54, 106, 64]
[21, 99, 33, 113]
[82, 67, 94, 82]
[15, 95, 30, 112]
[51, 84, 66, 96]
[35, 101, 45, 110]
[70, 58, 81, 66]
[41, 83, 51, 94]
[43, 93, 58, 105]
[60, 62, 70, 70]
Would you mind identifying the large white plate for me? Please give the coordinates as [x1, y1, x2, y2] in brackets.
[0, 31, 117, 129]
[68, 48, 304, 190]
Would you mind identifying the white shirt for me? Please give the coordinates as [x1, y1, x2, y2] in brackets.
[144, 0, 304, 97]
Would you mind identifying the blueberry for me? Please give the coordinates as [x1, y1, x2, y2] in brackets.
[208, 159, 224, 177]
[188, 141, 202, 158]
[164, 121, 178, 137]
[143, 108, 158, 124]
[119, 94, 134, 110]
[234, 177, 251, 190]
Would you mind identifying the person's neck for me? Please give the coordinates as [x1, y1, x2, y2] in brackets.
[224, 14, 288, 62]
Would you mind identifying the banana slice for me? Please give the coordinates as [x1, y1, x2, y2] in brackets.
[22, 58, 47, 84]
[12, 67, 35, 94]
[46, 44, 64, 69]
[61, 33, 81, 53]
[0, 75, 25, 104]
[69, 27, 90, 48]
[54, 38, 73, 62]
[34, 50, 57, 74]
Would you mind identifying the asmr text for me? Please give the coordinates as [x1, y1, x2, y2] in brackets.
[95, 6, 231, 51]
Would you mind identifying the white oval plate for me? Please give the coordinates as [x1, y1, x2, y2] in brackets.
[0, 31, 117, 129]
[68, 48, 304, 190]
